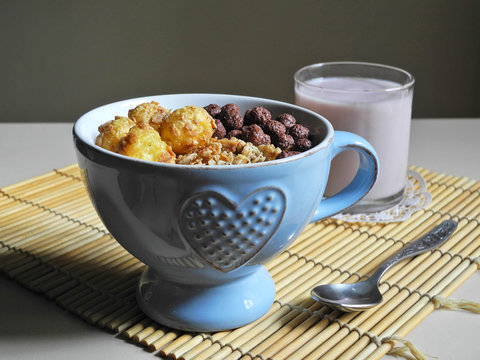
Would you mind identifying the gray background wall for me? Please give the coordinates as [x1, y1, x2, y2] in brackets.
[1, 0, 479, 123]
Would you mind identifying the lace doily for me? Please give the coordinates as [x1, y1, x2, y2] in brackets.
[332, 170, 432, 223]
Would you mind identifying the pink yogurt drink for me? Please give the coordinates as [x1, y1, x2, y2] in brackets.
[295, 63, 414, 213]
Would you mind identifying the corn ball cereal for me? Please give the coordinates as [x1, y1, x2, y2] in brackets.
[159, 106, 216, 154]
[117, 123, 175, 163]
[95, 116, 135, 151]
[127, 101, 170, 131]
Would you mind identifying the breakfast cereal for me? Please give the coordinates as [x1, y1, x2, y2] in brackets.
[96, 116, 135, 151]
[117, 123, 176, 163]
[158, 106, 216, 154]
[176, 137, 281, 165]
[128, 101, 170, 131]
[95, 100, 314, 165]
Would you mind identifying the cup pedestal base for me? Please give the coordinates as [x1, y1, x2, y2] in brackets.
[345, 188, 405, 214]
[136, 266, 276, 332]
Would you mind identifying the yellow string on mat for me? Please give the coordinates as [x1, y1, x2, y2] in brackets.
[384, 335, 435, 360]
[432, 258, 480, 314]
[432, 295, 480, 313]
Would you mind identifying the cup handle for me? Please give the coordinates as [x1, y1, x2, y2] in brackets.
[310, 131, 379, 222]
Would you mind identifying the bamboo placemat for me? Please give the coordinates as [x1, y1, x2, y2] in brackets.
[1, 164, 479, 360]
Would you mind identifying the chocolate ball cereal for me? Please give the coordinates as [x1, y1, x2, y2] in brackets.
[220, 103, 243, 130]
[213, 119, 227, 139]
[242, 124, 271, 146]
[275, 133, 295, 150]
[289, 123, 310, 140]
[204, 104, 222, 118]
[263, 119, 286, 137]
[227, 129, 243, 139]
[276, 113, 297, 129]
[244, 106, 272, 127]
[277, 150, 301, 159]
[295, 137, 313, 151]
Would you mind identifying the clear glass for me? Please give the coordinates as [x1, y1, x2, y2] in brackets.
[294, 62, 415, 213]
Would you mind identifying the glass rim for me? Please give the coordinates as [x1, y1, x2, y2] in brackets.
[294, 61, 415, 93]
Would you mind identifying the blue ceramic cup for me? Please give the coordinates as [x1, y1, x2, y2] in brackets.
[73, 93, 378, 332]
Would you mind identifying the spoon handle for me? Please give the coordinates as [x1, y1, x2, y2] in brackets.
[372, 220, 458, 282]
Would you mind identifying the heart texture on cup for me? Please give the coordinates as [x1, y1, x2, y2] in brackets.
[179, 188, 286, 272]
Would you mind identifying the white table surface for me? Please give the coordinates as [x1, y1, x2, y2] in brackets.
[1, 120, 479, 360]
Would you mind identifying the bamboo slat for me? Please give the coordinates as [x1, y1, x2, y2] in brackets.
[0, 164, 479, 360]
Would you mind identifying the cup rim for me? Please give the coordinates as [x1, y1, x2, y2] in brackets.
[294, 61, 415, 93]
[73, 93, 334, 170]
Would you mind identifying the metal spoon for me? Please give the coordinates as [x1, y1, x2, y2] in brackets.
[311, 220, 458, 312]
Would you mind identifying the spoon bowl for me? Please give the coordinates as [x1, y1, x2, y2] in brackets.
[312, 278, 383, 312]
[311, 220, 458, 312]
